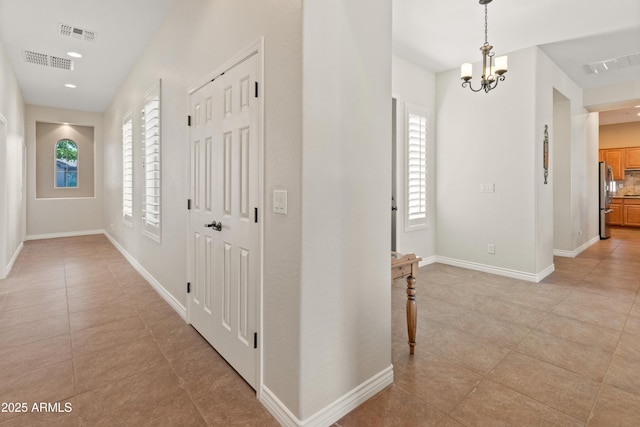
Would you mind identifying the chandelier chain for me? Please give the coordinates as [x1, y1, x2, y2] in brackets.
[484, 4, 488, 45]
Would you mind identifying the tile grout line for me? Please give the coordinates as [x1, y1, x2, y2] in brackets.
[62, 243, 81, 417]
[585, 277, 640, 426]
[104, 245, 211, 426]
[410, 256, 628, 425]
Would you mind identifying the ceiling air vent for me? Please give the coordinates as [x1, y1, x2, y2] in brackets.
[58, 22, 97, 42]
[49, 56, 74, 71]
[23, 50, 48, 67]
[23, 50, 75, 71]
[587, 52, 640, 74]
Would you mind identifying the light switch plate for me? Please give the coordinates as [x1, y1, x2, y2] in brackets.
[480, 183, 495, 193]
[273, 190, 288, 215]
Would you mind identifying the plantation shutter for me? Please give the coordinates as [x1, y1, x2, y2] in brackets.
[406, 105, 428, 230]
[122, 113, 133, 226]
[141, 81, 161, 241]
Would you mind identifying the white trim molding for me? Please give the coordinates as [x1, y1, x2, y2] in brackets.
[261, 365, 393, 427]
[419, 255, 437, 267]
[104, 232, 186, 319]
[26, 229, 105, 240]
[553, 235, 600, 258]
[1, 241, 23, 279]
[435, 256, 555, 283]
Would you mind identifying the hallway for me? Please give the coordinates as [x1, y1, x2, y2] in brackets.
[1, 228, 640, 425]
[0, 234, 276, 426]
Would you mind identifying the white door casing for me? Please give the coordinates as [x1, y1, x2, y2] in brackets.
[188, 48, 261, 389]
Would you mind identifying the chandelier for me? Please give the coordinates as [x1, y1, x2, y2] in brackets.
[461, 0, 507, 93]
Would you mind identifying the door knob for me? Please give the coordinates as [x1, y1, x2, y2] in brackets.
[204, 221, 222, 231]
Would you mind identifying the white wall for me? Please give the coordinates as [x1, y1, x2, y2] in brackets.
[299, 0, 392, 421]
[534, 48, 599, 262]
[101, 0, 305, 419]
[435, 46, 598, 280]
[436, 48, 539, 279]
[25, 105, 104, 238]
[584, 80, 640, 111]
[0, 38, 25, 279]
[552, 90, 572, 252]
[392, 55, 436, 262]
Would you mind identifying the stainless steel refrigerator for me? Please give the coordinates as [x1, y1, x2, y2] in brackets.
[599, 161, 614, 239]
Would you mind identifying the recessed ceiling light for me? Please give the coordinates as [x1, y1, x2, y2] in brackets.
[65, 83, 77, 89]
[66, 51, 82, 58]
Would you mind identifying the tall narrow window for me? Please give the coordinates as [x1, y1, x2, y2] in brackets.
[122, 113, 133, 226]
[55, 139, 78, 188]
[405, 105, 428, 231]
[141, 81, 161, 241]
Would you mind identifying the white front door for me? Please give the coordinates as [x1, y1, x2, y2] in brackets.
[188, 52, 260, 388]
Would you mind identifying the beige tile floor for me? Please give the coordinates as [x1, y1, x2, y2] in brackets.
[0, 235, 276, 426]
[339, 227, 640, 426]
[0, 228, 639, 426]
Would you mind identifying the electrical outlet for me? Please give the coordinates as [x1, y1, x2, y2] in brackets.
[487, 243, 495, 254]
[480, 183, 495, 193]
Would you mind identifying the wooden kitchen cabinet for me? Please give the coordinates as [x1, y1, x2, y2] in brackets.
[624, 147, 640, 169]
[607, 200, 623, 226]
[602, 149, 624, 180]
[623, 198, 640, 227]
[611, 198, 640, 227]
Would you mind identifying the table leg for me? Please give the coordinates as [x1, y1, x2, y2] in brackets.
[406, 275, 417, 355]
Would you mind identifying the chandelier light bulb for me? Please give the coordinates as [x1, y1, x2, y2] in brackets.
[495, 56, 508, 74]
[461, 63, 473, 80]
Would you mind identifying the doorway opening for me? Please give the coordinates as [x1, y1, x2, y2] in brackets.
[552, 89, 571, 252]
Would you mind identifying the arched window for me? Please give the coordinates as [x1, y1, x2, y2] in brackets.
[55, 139, 78, 188]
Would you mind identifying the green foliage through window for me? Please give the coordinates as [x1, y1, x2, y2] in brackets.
[55, 139, 78, 188]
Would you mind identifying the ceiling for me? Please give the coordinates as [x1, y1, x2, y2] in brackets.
[393, 0, 640, 124]
[0, 0, 175, 112]
[0, 0, 639, 122]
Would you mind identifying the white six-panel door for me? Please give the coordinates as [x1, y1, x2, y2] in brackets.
[189, 53, 259, 389]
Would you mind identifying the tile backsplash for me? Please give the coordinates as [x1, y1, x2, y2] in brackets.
[617, 170, 640, 195]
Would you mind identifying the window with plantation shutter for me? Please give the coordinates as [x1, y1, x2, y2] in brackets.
[122, 113, 133, 226]
[405, 104, 428, 231]
[141, 81, 161, 242]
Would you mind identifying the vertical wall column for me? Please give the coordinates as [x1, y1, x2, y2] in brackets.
[299, 0, 393, 421]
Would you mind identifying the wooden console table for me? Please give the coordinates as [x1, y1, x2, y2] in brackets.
[391, 252, 422, 355]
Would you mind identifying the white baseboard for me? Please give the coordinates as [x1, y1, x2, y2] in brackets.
[104, 232, 187, 319]
[7, 241, 24, 275]
[261, 365, 393, 427]
[26, 229, 105, 240]
[1, 241, 24, 279]
[536, 263, 555, 282]
[419, 255, 437, 267]
[435, 256, 554, 283]
[553, 235, 600, 258]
